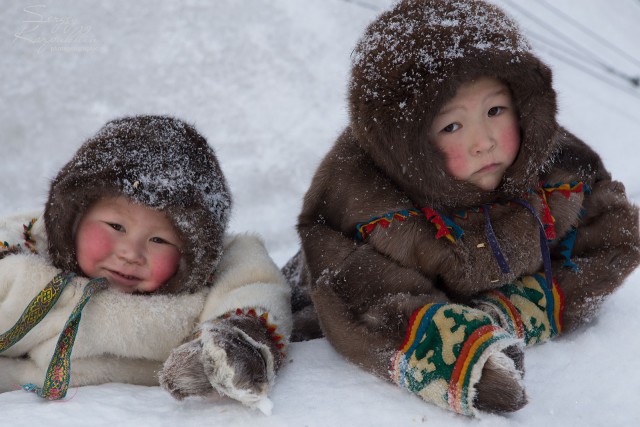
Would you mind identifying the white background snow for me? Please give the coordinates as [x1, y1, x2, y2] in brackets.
[1, 0, 639, 425]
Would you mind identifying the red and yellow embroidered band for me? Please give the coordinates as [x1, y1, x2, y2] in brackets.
[356, 208, 463, 242]
[224, 308, 287, 360]
[474, 273, 565, 346]
[391, 303, 519, 416]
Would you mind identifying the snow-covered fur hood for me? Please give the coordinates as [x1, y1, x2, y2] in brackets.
[349, 0, 559, 210]
[44, 115, 232, 294]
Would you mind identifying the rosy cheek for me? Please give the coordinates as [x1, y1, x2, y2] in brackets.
[440, 147, 470, 180]
[75, 223, 115, 276]
[148, 250, 182, 287]
[501, 126, 521, 160]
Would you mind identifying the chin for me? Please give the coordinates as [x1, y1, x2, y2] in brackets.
[473, 181, 499, 191]
[474, 176, 503, 191]
[113, 286, 137, 294]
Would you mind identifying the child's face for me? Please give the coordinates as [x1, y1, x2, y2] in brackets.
[429, 76, 520, 191]
[75, 197, 183, 293]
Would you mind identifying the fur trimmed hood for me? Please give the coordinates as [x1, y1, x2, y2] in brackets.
[44, 115, 232, 294]
[349, 0, 559, 210]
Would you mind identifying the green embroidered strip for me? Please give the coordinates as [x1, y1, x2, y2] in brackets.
[0, 272, 76, 350]
[0, 272, 108, 400]
[22, 277, 108, 400]
[474, 274, 564, 347]
[391, 304, 520, 416]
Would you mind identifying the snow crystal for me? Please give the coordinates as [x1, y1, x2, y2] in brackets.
[352, 0, 532, 112]
[74, 116, 232, 230]
[2, 0, 639, 425]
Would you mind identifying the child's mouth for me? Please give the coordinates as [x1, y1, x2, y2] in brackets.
[477, 163, 500, 174]
[108, 269, 141, 283]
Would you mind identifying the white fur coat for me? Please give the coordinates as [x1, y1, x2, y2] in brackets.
[0, 212, 291, 393]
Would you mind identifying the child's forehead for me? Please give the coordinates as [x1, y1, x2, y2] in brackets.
[458, 75, 508, 89]
[89, 196, 140, 211]
[87, 196, 174, 225]
[437, 77, 512, 113]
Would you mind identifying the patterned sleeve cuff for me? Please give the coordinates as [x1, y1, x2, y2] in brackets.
[391, 303, 520, 416]
[222, 308, 287, 360]
[474, 273, 564, 346]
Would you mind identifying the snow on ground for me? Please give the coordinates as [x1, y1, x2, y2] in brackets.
[1, 0, 639, 426]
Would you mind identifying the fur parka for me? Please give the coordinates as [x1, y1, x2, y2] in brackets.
[45, 115, 231, 294]
[2, 116, 292, 409]
[286, 0, 640, 415]
[0, 212, 292, 399]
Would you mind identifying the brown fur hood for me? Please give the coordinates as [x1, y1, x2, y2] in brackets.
[349, 0, 559, 210]
[289, 1, 639, 398]
[44, 115, 232, 294]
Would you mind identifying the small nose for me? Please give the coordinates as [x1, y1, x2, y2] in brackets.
[471, 125, 495, 155]
[116, 239, 145, 265]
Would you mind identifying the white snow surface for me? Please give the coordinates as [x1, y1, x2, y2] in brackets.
[1, 0, 639, 426]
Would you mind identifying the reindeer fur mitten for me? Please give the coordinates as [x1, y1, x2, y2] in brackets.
[474, 274, 564, 347]
[391, 304, 525, 416]
[159, 313, 283, 414]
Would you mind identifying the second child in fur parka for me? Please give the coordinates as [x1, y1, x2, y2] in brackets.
[284, 0, 640, 416]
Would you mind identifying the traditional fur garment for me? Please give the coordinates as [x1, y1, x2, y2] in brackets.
[286, 0, 640, 415]
[45, 115, 232, 294]
[0, 213, 291, 408]
[2, 116, 292, 408]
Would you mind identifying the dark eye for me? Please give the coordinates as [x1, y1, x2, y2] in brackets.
[443, 123, 461, 133]
[150, 237, 171, 245]
[108, 223, 124, 232]
[488, 106, 504, 117]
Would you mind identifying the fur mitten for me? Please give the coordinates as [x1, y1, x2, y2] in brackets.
[391, 304, 525, 416]
[474, 274, 564, 346]
[159, 313, 284, 414]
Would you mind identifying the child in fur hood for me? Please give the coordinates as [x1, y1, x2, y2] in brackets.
[283, 0, 640, 417]
[0, 115, 291, 413]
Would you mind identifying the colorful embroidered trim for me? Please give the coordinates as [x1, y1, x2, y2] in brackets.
[479, 290, 526, 340]
[22, 277, 107, 399]
[537, 188, 557, 240]
[1, 218, 38, 259]
[450, 182, 590, 242]
[536, 182, 590, 240]
[356, 208, 463, 242]
[0, 243, 21, 260]
[22, 218, 38, 254]
[224, 308, 287, 360]
[542, 181, 591, 197]
[354, 181, 588, 275]
[420, 208, 464, 243]
[355, 209, 420, 240]
[557, 227, 578, 271]
[0, 272, 76, 350]
[475, 273, 564, 346]
[0, 273, 107, 400]
[391, 303, 517, 416]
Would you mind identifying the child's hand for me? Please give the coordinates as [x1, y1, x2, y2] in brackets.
[474, 345, 527, 413]
[159, 316, 277, 413]
[158, 338, 213, 400]
[198, 319, 271, 403]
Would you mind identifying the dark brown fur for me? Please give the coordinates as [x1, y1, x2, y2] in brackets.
[287, 0, 640, 414]
[44, 115, 231, 294]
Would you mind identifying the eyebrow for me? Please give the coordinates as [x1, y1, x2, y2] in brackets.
[436, 87, 510, 117]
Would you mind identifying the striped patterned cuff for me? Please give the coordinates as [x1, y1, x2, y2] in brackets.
[391, 303, 520, 416]
[475, 274, 564, 346]
[221, 308, 287, 360]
